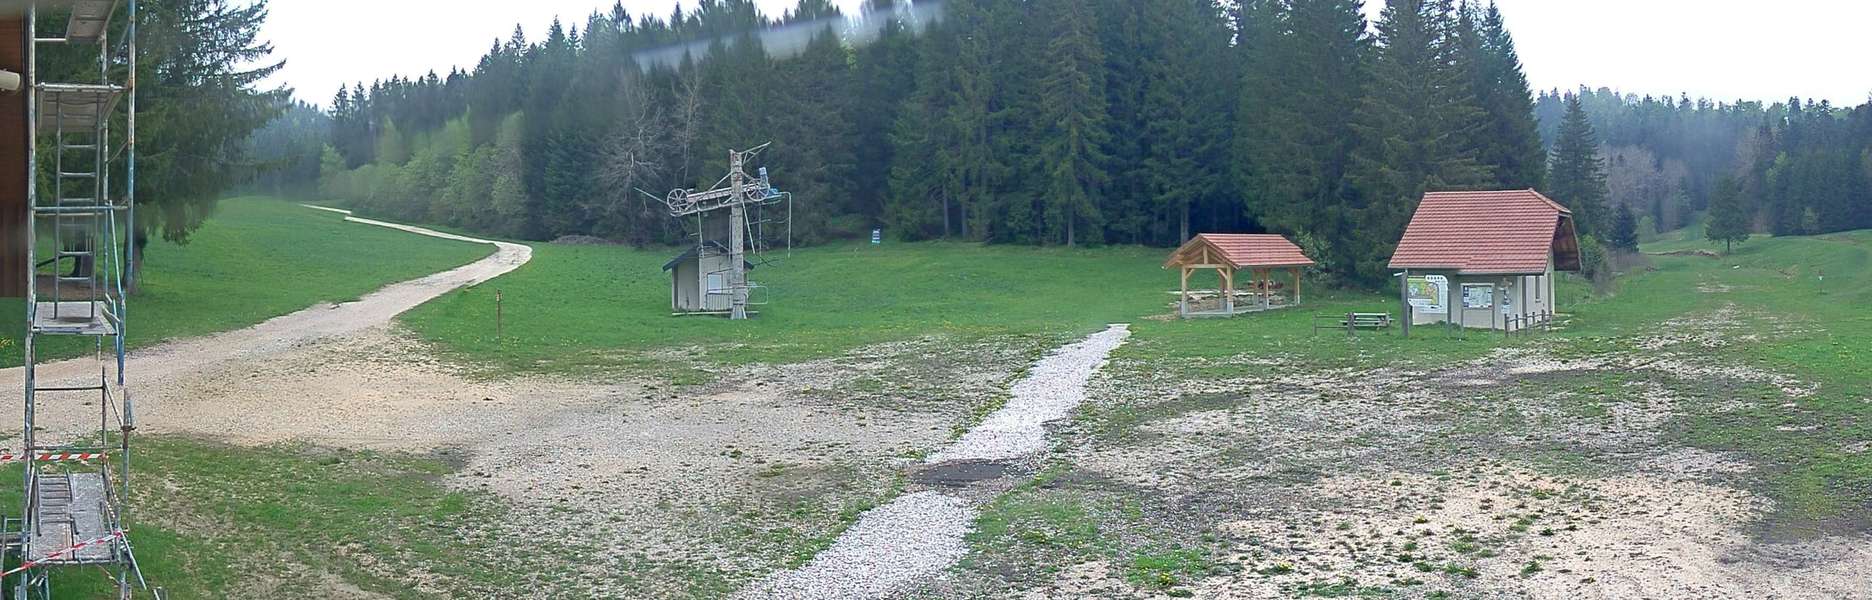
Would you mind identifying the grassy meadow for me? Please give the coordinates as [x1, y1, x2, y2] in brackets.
[0, 194, 1865, 597]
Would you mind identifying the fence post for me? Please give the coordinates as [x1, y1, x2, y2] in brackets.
[496, 288, 504, 339]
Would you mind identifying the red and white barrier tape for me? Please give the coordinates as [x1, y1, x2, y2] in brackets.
[0, 453, 108, 463]
[0, 530, 125, 577]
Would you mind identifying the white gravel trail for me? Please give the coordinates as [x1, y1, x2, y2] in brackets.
[738, 324, 1130, 600]
[925, 324, 1132, 464]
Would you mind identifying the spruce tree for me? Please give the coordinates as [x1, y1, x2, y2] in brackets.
[1705, 176, 1750, 253]
[1343, 0, 1490, 282]
[1138, 0, 1232, 245]
[852, 0, 919, 225]
[1469, 1, 1546, 189]
[1033, 0, 1111, 246]
[1237, 0, 1368, 247]
[1546, 95, 1611, 235]
[1609, 203, 1639, 251]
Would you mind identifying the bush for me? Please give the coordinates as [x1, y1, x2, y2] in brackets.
[1577, 234, 1613, 290]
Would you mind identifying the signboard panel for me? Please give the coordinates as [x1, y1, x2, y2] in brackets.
[1462, 283, 1494, 309]
[1407, 275, 1447, 314]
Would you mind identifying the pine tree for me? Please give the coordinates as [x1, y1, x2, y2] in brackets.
[1343, 0, 1490, 282]
[1468, 1, 1545, 189]
[1237, 0, 1368, 250]
[1546, 95, 1611, 235]
[1136, 0, 1232, 246]
[1033, 0, 1111, 246]
[1705, 176, 1750, 253]
[1609, 203, 1639, 251]
[852, 0, 919, 225]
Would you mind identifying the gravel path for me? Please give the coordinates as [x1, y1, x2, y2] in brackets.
[738, 325, 1130, 600]
[926, 325, 1132, 464]
[736, 492, 976, 600]
[0, 205, 532, 439]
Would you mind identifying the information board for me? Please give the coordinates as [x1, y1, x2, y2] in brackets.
[1407, 275, 1447, 314]
[1462, 283, 1494, 309]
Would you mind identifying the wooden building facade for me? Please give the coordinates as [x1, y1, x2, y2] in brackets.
[1, 16, 27, 297]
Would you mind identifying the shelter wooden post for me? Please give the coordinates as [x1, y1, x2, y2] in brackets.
[1179, 266, 1191, 318]
[1220, 267, 1234, 314]
[1399, 269, 1411, 339]
[1292, 267, 1302, 306]
[1446, 272, 1459, 335]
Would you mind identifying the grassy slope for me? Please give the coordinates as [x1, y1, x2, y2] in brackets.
[0, 197, 495, 367]
[0, 196, 496, 598]
[401, 241, 1180, 378]
[0, 208, 1858, 597]
[401, 236, 1600, 380]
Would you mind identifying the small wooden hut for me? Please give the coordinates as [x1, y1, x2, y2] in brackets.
[1164, 234, 1315, 318]
[1388, 189, 1581, 333]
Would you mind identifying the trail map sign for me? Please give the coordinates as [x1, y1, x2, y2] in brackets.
[1408, 275, 1447, 314]
[1462, 284, 1494, 309]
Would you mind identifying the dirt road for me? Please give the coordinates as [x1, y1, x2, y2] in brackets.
[0, 206, 533, 444]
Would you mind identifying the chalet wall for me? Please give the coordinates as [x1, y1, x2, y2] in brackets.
[0, 17, 26, 297]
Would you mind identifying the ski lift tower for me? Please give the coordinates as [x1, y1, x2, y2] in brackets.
[661, 145, 791, 320]
[5, 1, 152, 598]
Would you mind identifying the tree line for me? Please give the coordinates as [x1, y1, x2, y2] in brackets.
[251, 0, 1872, 286]
[34, 0, 284, 258]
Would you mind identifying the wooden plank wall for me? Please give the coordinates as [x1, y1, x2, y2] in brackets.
[0, 17, 25, 297]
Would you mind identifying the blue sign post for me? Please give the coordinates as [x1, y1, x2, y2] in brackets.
[871, 229, 882, 245]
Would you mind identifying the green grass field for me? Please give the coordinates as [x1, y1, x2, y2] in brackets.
[0, 197, 494, 367]
[401, 224, 1872, 532]
[401, 241, 1182, 378]
[0, 196, 1865, 597]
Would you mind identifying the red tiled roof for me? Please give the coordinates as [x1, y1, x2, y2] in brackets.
[1388, 189, 1580, 274]
[1165, 234, 1316, 269]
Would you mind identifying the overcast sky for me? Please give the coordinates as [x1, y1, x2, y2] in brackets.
[262, 0, 1872, 108]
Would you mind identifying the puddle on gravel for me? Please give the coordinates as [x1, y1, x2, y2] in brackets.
[913, 461, 1014, 487]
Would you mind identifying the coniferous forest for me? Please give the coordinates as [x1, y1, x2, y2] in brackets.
[245, 0, 1872, 286]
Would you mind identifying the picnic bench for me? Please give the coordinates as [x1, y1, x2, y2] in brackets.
[1313, 312, 1393, 336]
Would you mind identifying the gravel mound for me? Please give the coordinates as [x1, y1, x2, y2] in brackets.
[550, 234, 616, 245]
[925, 324, 1131, 463]
[737, 491, 977, 600]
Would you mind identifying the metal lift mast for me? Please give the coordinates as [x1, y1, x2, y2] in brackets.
[663, 145, 792, 320]
[7, 1, 151, 598]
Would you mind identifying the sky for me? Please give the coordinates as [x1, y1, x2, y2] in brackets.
[262, 0, 1872, 108]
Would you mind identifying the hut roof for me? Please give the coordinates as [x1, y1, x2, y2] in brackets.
[663, 241, 756, 272]
[1165, 234, 1316, 269]
[1388, 189, 1582, 274]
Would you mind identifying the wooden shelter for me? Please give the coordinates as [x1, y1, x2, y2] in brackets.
[1164, 234, 1314, 318]
[1388, 189, 1581, 334]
